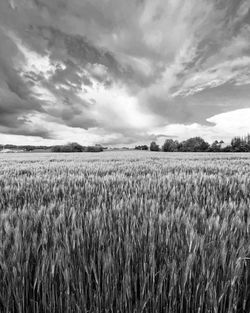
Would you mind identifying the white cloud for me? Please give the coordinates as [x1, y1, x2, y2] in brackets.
[151, 109, 250, 144]
[80, 80, 156, 130]
[207, 109, 250, 138]
[11, 36, 56, 79]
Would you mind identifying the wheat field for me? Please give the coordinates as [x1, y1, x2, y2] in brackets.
[0, 151, 250, 313]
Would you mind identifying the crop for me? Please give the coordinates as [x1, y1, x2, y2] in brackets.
[0, 151, 250, 313]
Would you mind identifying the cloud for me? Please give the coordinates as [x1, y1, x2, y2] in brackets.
[0, 0, 250, 145]
[172, 56, 250, 97]
[152, 108, 250, 144]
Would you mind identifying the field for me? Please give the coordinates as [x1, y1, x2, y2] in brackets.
[0, 151, 250, 313]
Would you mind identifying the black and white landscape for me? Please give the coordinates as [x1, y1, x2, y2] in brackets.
[0, 1, 250, 312]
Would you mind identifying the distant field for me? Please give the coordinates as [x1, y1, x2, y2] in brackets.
[0, 151, 250, 313]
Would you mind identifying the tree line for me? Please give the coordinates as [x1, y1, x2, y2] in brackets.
[0, 143, 104, 153]
[51, 143, 103, 152]
[135, 135, 250, 152]
[2, 135, 250, 153]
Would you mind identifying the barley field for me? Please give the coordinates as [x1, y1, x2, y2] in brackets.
[0, 151, 250, 313]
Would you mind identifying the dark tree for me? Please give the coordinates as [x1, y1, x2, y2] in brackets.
[231, 136, 250, 152]
[162, 139, 179, 152]
[180, 137, 209, 152]
[150, 141, 160, 151]
[209, 140, 221, 152]
[51, 143, 103, 153]
[135, 145, 148, 151]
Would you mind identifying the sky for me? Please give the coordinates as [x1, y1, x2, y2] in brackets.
[0, 0, 250, 146]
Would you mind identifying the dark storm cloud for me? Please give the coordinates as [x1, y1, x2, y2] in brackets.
[36, 27, 121, 78]
[0, 94, 51, 138]
[0, 26, 49, 137]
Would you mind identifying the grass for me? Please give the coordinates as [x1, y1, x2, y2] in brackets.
[0, 151, 250, 313]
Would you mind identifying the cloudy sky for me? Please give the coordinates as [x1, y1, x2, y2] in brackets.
[0, 0, 250, 146]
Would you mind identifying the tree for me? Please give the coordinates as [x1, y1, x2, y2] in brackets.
[180, 137, 209, 152]
[51, 143, 103, 153]
[51, 145, 62, 152]
[150, 141, 160, 151]
[209, 140, 221, 152]
[222, 145, 232, 152]
[135, 145, 148, 151]
[70, 143, 84, 152]
[84, 146, 103, 152]
[162, 139, 178, 152]
[231, 137, 249, 152]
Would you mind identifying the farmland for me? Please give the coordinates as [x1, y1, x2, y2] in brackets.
[0, 151, 250, 313]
